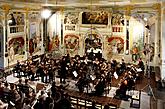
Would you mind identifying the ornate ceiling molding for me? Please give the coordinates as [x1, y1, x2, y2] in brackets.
[2, 4, 11, 14]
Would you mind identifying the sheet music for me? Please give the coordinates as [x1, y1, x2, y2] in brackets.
[73, 71, 78, 77]
[114, 72, 118, 79]
[136, 68, 142, 72]
[90, 75, 96, 80]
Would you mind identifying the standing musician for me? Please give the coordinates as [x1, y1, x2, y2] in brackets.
[60, 56, 68, 84]
[138, 58, 145, 72]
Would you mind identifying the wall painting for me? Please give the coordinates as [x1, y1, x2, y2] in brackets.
[64, 34, 79, 56]
[8, 36, 25, 62]
[106, 36, 124, 58]
[82, 11, 108, 25]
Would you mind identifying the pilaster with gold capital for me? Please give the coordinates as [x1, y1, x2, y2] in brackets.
[124, 5, 134, 20]
[2, 4, 11, 16]
[23, 7, 30, 57]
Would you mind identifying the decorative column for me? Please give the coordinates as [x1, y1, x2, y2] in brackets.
[2, 4, 10, 68]
[0, 11, 5, 68]
[160, 4, 165, 81]
[152, 3, 161, 66]
[24, 7, 30, 59]
[124, 5, 134, 54]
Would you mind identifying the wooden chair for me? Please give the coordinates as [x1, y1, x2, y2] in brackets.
[130, 90, 141, 108]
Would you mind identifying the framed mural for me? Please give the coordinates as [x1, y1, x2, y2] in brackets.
[8, 12, 25, 33]
[48, 33, 60, 51]
[106, 37, 124, 56]
[82, 11, 108, 25]
[29, 22, 41, 55]
[64, 34, 79, 55]
[29, 12, 42, 55]
[111, 13, 124, 26]
[8, 36, 25, 62]
[47, 13, 61, 52]
[64, 12, 79, 24]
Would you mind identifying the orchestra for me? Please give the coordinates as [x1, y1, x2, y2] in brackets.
[11, 52, 144, 100]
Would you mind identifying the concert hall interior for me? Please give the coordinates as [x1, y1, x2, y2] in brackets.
[0, 0, 165, 109]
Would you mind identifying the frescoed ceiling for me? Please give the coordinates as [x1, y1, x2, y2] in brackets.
[0, 0, 164, 10]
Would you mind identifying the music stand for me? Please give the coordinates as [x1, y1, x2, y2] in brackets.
[142, 44, 156, 100]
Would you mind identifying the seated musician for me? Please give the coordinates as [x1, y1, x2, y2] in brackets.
[84, 56, 89, 65]
[48, 65, 54, 82]
[22, 79, 31, 97]
[3, 82, 10, 102]
[88, 49, 95, 61]
[120, 59, 126, 72]
[126, 75, 135, 91]
[76, 73, 86, 93]
[93, 58, 100, 70]
[37, 65, 45, 82]
[111, 59, 117, 70]
[115, 79, 128, 99]
[13, 60, 22, 77]
[10, 84, 21, 108]
[95, 78, 106, 96]
[138, 58, 145, 72]
[17, 79, 23, 93]
[95, 51, 102, 61]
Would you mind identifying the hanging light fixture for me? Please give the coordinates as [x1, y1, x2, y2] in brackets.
[41, 0, 51, 19]
[41, 8, 51, 19]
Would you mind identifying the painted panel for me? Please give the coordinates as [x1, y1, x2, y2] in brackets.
[8, 36, 25, 62]
[47, 13, 61, 52]
[106, 36, 124, 58]
[82, 11, 108, 25]
[8, 12, 25, 33]
[111, 13, 125, 26]
[64, 34, 79, 56]
[29, 12, 42, 56]
[64, 12, 79, 25]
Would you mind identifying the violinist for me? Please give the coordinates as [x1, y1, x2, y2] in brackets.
[138, 58, 145, 72]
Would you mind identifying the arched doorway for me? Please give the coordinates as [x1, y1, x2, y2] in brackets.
[84, 28, 102, 58]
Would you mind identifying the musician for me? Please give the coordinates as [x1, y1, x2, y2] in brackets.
[65, 53, 71, 64]
[115, 79, 128, 99]
[48, 65, 54, 82]
[14, 60, 22, 77]
[138, 58, 145, 72]
[17, 78, 23, 93]
[95, 78, 105, 96]
[22, 79, 31, 97]
[118, 59, 126, 75]
[38, 65, 45, 82]
[60, 57, 68, 84]
[88, 49, 94, 61]
[132, 43, 139, 62]
[126, 75, 135, 91]
[76, 73, 85, 92]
